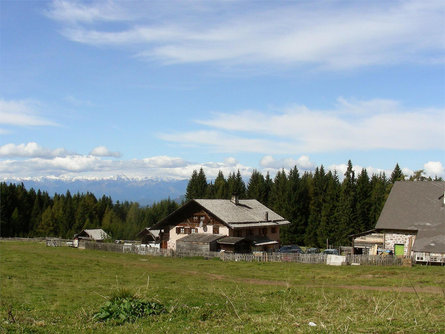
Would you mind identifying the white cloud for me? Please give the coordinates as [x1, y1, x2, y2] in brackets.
[260, 155, 314, 170]
[0, 99, 58, 128]
[46, 0, 131, 23]
[46, 0, 445, 69]
[223, 157, 238, 166]
[143, 156, 187, 168]
[0, 143, 441, 182]
[424, 161, 444, 178]
[90, 146, 121, 157]
[161, 98, 445, 154]
[0, 142, 68, 158]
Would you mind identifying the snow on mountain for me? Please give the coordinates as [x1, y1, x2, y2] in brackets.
[2, 176, 188, 205]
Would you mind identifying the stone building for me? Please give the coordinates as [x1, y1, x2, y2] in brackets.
[352, 181, 445, 264]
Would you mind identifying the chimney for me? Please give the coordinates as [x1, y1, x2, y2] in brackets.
[264, 211, 269, 221]
[231, 194, 239, 205]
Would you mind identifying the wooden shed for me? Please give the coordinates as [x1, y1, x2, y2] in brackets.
[217, 236, 251, 253]
[176, 233, 225, 253]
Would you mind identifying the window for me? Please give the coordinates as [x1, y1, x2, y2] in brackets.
[262, 228, 267, 236]
[193, 216, 198, 222]
[180, 227, 185, 234]
[191, 228, 197, 234]
[200, 216, 205, 222]
[213, 226, 219, 234]
[176, 227, 181, 234]
[271, 227, 276, 234]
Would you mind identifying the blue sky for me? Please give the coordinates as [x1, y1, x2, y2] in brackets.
[1, 0, 444, 181]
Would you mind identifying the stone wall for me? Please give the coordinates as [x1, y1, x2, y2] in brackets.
[384, 231, 416, 256]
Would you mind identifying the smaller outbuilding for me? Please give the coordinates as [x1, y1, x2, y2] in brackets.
[74, 228, 110, 241]
[73, 228, 110, 248]
[217, 237, 251, 253]
[136, 228, 160, 244]
[176, 233, 225, 253]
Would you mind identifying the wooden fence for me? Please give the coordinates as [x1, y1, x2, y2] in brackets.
[81, 242, 403, 266]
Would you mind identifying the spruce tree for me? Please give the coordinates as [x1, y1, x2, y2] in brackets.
[335, 160, 357, 245]
[247, 169, 266, 202]
[317, 171, 340, 248]
[390, 163, 404, 183]
[213, 171, 228, 199]
[305, 166, 326, 246]
[355, 168, 372, 233]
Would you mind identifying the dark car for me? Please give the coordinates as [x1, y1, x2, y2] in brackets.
[306, 247, 320, 254]
[278, 245, 304, 254]
[323, 248, 339, 255]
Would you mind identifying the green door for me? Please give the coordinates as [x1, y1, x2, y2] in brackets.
[394, 244, 404, 256]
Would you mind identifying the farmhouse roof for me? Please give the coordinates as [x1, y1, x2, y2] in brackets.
[375, 181, 445, 253]
[176, 233, 225, 243]
[151, 198, 290, 230]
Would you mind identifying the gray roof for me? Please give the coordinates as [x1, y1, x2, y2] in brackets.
[79, 229, 110, 240]
[375, 181, 445, 253]
[194, 199, 285, 224]
[217, 236, 247, 245]
[176, 233, 225, 243]
[151, 198, 290, 230]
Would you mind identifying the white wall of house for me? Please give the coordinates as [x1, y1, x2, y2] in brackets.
[166, 224, 230, 250]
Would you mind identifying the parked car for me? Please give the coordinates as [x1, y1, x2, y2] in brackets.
[323, 248, 339, 255]
[306, 247, 320, 254]
[278, 245, 304, 254]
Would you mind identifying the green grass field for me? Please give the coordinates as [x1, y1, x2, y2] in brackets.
[1, 241, 444, 333]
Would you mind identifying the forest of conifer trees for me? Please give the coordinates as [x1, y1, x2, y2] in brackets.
[185, 160, 404, 246]
[1, 161, 438, 246]
[0, 184, 179, 240]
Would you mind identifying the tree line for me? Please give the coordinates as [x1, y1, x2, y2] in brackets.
[0, 183, 179, 240]
[1, 161, 440, 245]
[185, 161, 434, 247]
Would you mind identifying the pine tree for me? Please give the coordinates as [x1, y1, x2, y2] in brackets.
[247, 169, 266, 202]
[227, 170, 246, 198]
[390, 163, 404, 183]
[335, 160, 357, 245]
[185, 168, 208, 200]
[317, 171, 340, 248]
[213, 171, 228, 199]
[305, 166, 326, 246]
[369, 173, 388, 228]
[355, 168, 372, 233]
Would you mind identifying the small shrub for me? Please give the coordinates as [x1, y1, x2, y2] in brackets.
[93, 289, 165, 324]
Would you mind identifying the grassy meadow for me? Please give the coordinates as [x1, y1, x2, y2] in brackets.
[1, 241, 444, 333]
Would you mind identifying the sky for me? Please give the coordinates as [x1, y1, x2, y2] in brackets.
[1, 0, 444, 181]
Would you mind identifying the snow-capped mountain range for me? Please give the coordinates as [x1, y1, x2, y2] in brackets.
[2, 176, 188, 205]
